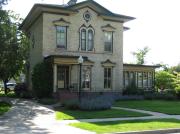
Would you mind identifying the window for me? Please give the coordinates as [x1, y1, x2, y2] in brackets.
[104, 68, 112, 89]
[148, 72, 153, 87]
[82, 66, 91, 89]
[138, 72, 143, 88]
[143, 72, 148, 88]
[56, 26, 67, 48]
[81, 29, 86, 51]
[80, 27, 94, 51]
[87, 29, 94, 51]
[104, 31, 113, 52]
[124, 71, 129, 87]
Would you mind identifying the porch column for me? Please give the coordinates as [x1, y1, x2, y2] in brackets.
[53, 64, 57, 93]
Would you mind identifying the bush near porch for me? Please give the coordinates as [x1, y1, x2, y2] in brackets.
[0, 101, 11, 115]
[32, 61, 53, 98]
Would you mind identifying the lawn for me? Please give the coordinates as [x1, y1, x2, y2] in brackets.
[114, 100, 180, 115]
[56, 108, 150, 120]
[70, 119, 180, 133]
[0, 101, 11, 115]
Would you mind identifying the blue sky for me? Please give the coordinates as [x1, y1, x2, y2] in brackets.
[4, 0, 180, 66]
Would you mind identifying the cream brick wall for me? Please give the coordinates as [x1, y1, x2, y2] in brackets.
[41, 7, 124, 91]
[28, 15, 43, 89]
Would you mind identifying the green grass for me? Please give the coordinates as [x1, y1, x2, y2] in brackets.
[0, 101, 11, 115]
[56, 108, 150, 120]
[114, 100, 180, 115]
[0, 91, 16, 98]
[70, 119, 180, 133]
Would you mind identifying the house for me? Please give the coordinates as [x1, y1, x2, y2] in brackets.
[21, 0, 158, 96]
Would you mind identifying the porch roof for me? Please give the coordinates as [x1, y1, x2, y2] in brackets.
[123, 63, 160, 72]
[44, 55, 94, 66]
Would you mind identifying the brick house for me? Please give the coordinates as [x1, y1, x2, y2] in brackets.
[21, 0, 158, 96]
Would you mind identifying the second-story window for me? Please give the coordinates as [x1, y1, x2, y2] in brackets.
[80, 27, 94, 51]
[81, 29, 86, 51]
[56, 26, 67, 49]
[104, 31, 113, 52]
[87, 29, 94, 51]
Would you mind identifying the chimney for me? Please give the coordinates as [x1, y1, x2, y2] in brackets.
[67, 0, 77, 6]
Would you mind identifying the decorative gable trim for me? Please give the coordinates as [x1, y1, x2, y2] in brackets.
[101, 59, 116, 67]
[101, 24, 116, 32]
[83, 59, 94, 66]
[53, 18, 71, 26]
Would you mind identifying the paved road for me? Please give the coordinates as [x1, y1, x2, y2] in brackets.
[0, 98, 94, 134]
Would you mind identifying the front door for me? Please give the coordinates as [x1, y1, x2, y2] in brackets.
[57, 66, 69, 89]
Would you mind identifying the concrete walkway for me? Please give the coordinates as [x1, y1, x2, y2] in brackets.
[0, 98, 94, 134]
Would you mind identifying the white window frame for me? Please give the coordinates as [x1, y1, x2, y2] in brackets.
[56, 26, 67, 49]
[104, 67, 113, 89]
[80, 27, 94, 51]
[104, 31, 113, 52]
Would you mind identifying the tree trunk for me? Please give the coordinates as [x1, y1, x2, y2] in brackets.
[3, 80, 8, 95]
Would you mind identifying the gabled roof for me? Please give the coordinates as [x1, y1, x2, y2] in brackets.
[20, 0, 135, 31]
[67, 0, 134, 20]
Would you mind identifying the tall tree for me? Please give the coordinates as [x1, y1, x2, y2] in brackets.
[132, 46, 150, 65]
[0, 10, 28, 94]
[0, 0, 8, 9]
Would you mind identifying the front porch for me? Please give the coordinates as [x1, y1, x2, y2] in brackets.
[45, 55, 94, 93]
[123, 64, 160, 90]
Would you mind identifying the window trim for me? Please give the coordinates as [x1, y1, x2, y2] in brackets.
[80, 26, 94, 52]
[104, 67, 113, 89]
[56, 26, 67, 49]
[104, 31, 113, 53]
[82, 65, 92, 90]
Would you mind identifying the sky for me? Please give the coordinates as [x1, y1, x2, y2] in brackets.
[3, 0, 180, 66]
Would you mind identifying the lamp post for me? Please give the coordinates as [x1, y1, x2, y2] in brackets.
[78, 55, 84, 103]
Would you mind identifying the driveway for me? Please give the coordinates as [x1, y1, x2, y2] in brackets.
[0, 98, 94, 134]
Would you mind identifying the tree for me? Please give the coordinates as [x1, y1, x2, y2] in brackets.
[0, 0, 8, 9]
[155, 71, 176, 90]
[0, 10, 28, 94]
[132, 46, 150, 65]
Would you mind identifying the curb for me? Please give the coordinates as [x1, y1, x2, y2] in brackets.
[110, 128, 180, 134]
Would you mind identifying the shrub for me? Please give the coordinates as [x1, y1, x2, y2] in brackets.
[175, 85, 180, 99]
[144, 91, 177, 100]
[32, 61, 53, 98]
[79, 95, 114, 111]
[63, 99, 79, 110]
[14, 83, 32, 98]
[123, 81, 144, 95]
[155, 71, 176, 90]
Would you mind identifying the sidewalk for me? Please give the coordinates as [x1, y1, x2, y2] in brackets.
[0, 98, 94, 134]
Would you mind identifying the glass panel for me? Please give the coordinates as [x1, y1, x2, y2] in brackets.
[81, 29, 86, 50]
[82, 66, 91, 89]
[104, 31, 112, 52]
[57, 26, 66, 48]
[143, 72, 148, 88]
[125, 72, 129, 87]
[104, 68, 112, 89]
[87, 30, 93, 51]
[138, 72, 143, 88]
[148, 72, 152, 87]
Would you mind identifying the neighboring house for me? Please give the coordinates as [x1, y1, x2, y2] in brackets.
[21, 0, 157, 94]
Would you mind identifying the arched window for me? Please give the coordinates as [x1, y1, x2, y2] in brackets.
[81, 29, 86, 51]
[80, 26, 94, 51]
[87, 29, 94, 51]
